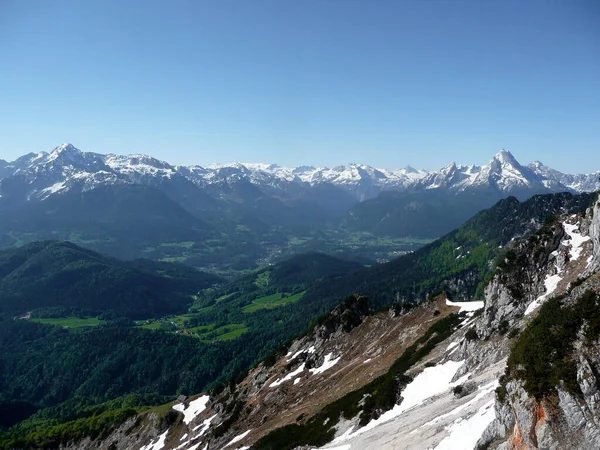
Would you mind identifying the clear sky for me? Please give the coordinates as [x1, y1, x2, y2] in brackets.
[0, 0, 598, 172]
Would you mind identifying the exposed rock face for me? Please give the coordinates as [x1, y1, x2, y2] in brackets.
[60, 412, 169, 450]
[484, 348, 600, 450]
[442, 268, 481, 301]
[475, 202, 600, 450]
[481, 273, 600, 449]
[586, 199, 600, 273]
[476, 221, 565, 339]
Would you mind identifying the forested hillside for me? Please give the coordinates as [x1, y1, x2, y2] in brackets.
[0, 241, 222, 319]
[305, 192, 596, 309]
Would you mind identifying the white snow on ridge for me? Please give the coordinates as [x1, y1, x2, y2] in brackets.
[38, 181, 67, 199]
[270, 363, 306, 387]
[7, 144, 600, 205]
[335, 360, 465, 442]
[192, 413, 217, 436]
[432, 400, 496, 450]
[172, 395, 210, 425]
[223, 430, 252, 448]
[525, 271, 562, 316]
[446, 341, 459, 351]
[286, 345, 315, 362]
[395, 360, 466, 413]
[563, 222, 590, 262]
[309, 353, 341, 376]
[445, 299, 484, 312]
[525, 220, 588, 316]
[140, 429, 169, 450]
[415, 380, 498, 433]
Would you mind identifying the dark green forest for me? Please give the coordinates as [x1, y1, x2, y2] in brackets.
[0, 241, 222, 319]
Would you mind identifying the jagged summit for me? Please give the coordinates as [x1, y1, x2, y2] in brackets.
[53, 142, 78, 153]
[493, 148, 518, 163]
[1, 144, 598, 203]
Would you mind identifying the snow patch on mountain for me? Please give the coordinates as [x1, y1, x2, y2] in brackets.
[309, 352, 341, 376]
[334, 359, 466, 443]
[1, 144, 598, 204]
[172, 395, 210, 425]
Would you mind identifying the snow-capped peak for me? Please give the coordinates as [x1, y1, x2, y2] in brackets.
[54, 143, 78, 153]
[1, 144, 599, 203]
[47, 143, 84, 164]
[492, 149, 519, 166]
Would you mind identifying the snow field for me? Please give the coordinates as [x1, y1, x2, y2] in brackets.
[172, 395, 210, 425]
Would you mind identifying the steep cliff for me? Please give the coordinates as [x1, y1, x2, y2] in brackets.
[478, 198, 600, 450]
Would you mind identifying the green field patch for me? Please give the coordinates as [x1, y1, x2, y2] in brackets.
[196, 323, 248, 341]
[190, 305, 214, 314]
[218, 327, 249, 341]
[139, 321, 162, 330]
[186, 324, 215, 333]
[243, 291, 305, 313]
[137, 313, 195, 330]
[170, 314, 195, 326]
[30, 317, 105, 328]
[215, 292, 237, 303]
[254, 271, 271, 289]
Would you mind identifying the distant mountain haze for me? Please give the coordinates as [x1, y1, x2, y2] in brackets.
[0, 143, 598, 268]
[0, 145, 598, 204]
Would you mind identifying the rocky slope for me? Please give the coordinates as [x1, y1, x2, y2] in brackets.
[10, 196, 600, 450]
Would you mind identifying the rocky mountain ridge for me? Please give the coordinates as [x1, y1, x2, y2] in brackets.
[1, 144, 598, 204]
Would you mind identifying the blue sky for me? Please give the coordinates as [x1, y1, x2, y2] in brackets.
[0, 0, 598, 172]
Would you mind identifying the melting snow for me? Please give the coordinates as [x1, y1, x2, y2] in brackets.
[336, 360, 465, 441]
[445, 299, 484, 312]
[524, 220, 590, 315]
[270, 363, 305, 387]
[192, 413, 217, 436]
[172, 395, 210, 425]
[38, 181, 67, 199]
[432, 400, 496, 449]
[223, 430, 251, 448]
[397, 360, 465, 413]
[287, 345, 316, 361]
[563, 222, 590, 261]
[294, 378, 301, 385]
[140, 430, 169, 450]
[525, 271, 562, 316]
[415, 380, 498, 432]
[287, 349, 305, 361]
[309, 353, 341, 375]
[446, 342, 459, 351]
[363, 358, 372, 364]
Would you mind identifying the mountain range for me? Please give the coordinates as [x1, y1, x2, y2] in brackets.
[0, 144, 599, 272]
[1, 144, 598, 203]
